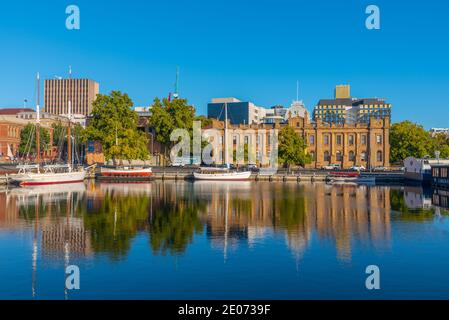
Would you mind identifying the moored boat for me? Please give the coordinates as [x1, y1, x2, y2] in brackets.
[100, 166, 153, 177]
[193, 102, 251, 181]
[9, 165, 86, 187]
[193, 168, 251, 181]
[8, 72, 87, 188]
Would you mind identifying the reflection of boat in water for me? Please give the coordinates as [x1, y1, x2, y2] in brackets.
[192, 180, 252, 194]
[97, 182, 153, 195]
[8, 183, 86, 205]
[327, 172, 375, 184]
[8, 182, 86, 197]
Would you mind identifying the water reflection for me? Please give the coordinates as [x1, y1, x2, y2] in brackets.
[1, 182, 449, 265]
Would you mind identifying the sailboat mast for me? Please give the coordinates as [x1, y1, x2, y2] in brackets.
[224, 102, 228, 168]
[67, 66, 72, 167]
[36, 73, 41, 168]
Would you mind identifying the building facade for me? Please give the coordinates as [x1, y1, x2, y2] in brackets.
[290, 116, 390, 169]
[44, 78, 99, 116]
[204, 115, 390, 169]
[208, 98, 269, 125]
[430, 128, 449, 137]
[313, 85, 392, 125]
[0, 109, 57, 161]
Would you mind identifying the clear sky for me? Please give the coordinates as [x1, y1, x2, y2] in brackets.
[1, 0, 448, 128]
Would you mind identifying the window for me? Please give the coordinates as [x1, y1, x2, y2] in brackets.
[233, 136, 237, 145]
[336, 135, 342, 145]
[336, 151, 343, 161]
[376, 135, 382, 145]
[349, 151, 355, 161]
[361, 135, 367, 145]
[309, 135, 315, 145]
[324, 135, 330, 145]
[349, 135, 354, 146]
[377, 151, 383, 162]
[324, 151, 331, 162]
[361, 151, 367, 162]
[433, 168, 439, 177]
[310, 151, 315, 161]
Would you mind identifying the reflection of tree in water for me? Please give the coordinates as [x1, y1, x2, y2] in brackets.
[272, 185, 309, 261]
[390, 189, 449, 221]
[81, 193, 150, 261]
[273, 186, 307, 231]
[148, 198, 205, 256]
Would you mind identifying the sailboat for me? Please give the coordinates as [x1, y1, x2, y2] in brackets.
[9, 72, 87, 187]
[193, 103, 251, 181]
[99, 126, 152, 178]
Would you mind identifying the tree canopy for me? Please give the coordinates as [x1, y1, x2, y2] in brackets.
[19, 124, 50, 156]
[390, 121, 449, 163]
[84, 91, 149, 161]
[148, 98, 212, 156]
[278, 126, 311, 168]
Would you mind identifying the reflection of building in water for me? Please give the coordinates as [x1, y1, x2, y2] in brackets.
[41, 218, 92, 262]
[403, 186, 433, 209]
[433, 188, 449, 209]
[0, 186, 92, 262]
[0, 192, 20, 228]
[310, 184, 391, 261]
[198, 182, 392, 262]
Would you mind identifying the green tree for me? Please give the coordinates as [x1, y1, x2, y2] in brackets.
[19, 124, 50, 156]
[51, 121, 66, 147]
[148, 97, 209, 158]
[431, 133, 449, 159]
[84, 91, 149, 162]
[390, 121, 434, 163]
[278, 126, 311, 170]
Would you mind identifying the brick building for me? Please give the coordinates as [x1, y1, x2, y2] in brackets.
[0, 108, 57, 161]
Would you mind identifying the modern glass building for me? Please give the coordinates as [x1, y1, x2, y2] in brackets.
[207, 98, 268, 125]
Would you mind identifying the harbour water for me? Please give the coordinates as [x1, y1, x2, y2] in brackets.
[0, 181, 449, 300]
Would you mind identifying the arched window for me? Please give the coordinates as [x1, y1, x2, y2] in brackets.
[361, 151, 367, 162]
[324, 151, 331, 162]
[336, 151, 343, 161]
[349, 151, 355, 161]
[377, 151, 383, 162]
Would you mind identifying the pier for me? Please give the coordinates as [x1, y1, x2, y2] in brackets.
[1, 165, 406, 185]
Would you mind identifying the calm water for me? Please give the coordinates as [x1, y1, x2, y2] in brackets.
[1, 181, 449, 300]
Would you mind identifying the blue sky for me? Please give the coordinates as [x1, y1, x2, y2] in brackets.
[0, 0, 448, 128]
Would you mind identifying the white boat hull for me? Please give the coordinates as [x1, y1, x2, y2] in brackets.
[193, 171, 252, 181]
[9, 170, 87, 187]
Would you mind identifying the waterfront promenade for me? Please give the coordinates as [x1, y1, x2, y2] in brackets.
[0, 164, 405, 184]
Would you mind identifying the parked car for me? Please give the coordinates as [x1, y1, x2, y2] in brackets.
[349, 165, 366, 172]
[242, 164, 260, 172]
[322, 164, 341, 170]
[373, 166, 388, 172]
